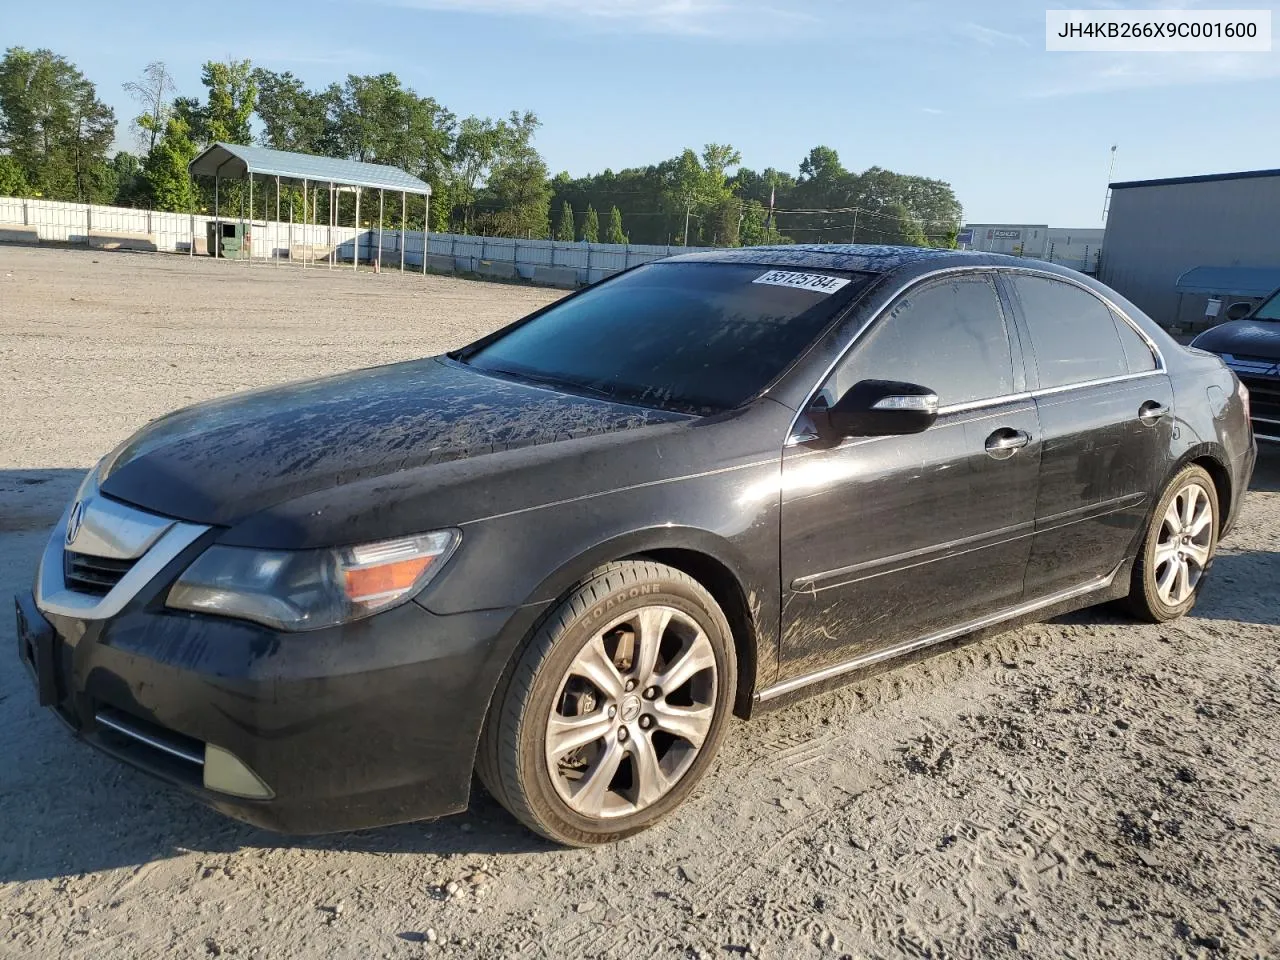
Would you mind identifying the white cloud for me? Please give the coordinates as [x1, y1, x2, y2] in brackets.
[383, 0, 818, 37]
[1031, 51, 1280, 96]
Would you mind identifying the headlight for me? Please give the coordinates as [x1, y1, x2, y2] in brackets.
[166, 531, 460, 631]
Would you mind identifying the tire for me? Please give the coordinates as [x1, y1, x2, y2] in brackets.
[1123, 464, 1219, 623]
[476, 560, 737, 846]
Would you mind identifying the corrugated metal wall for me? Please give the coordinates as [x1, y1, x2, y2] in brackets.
[0, 196, 687, 286]
[1100, 174, 1280, 326]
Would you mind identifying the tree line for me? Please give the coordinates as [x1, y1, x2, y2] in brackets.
[0, 46, 963, 247]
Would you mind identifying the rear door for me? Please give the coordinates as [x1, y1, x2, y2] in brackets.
[778, 271, 1041, 679]
[1001, 271, 1173, 598]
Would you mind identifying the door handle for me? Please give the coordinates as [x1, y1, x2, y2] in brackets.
[1138, 401, 1170, 425]
[985, 428, 1031, 460]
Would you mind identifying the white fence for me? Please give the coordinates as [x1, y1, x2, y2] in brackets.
[0, 196, 690, 287]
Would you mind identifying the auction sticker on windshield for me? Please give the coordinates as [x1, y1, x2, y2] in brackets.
[752, 270, 851, 294]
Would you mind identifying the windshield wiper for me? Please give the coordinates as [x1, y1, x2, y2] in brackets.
[481, 366, 620, 403]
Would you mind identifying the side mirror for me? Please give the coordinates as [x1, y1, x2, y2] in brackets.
[822, 379, 939, 437]
[1226, 301, 1253, 321]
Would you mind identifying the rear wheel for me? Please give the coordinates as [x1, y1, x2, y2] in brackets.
[476, 561, 737, 846]
[1124, 464, 1219, 622]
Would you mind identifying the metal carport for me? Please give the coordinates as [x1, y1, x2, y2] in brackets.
[188, 142, 432, 273]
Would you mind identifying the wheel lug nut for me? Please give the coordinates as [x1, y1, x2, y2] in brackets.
[624, 679, 636, 693]
[617, 727, 629, 742]
[608, 705, 616, 719]
[639, 716, 652, 729]
[643, 686, 659, 700]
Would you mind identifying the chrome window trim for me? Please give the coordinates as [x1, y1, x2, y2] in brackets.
[784, 264, 1170, 446]
[996, 265, 1167, 373]
[35, 500, 210, 620]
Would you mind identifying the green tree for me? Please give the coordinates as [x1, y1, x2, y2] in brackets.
[144, 114, 197, 212]
[0, 154, 28, 195]
[605, 205, 626, 244]
[252, 68, 325, 152]
[0, 47, 116, 201]
[554, 200, 574, 241]
[581, 204, 599, 242]
[482, 148, 551, 238]
[108, 151, 148, 206]
[197, 59, 256, 144]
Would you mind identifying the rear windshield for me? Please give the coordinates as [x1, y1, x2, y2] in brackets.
[461, 262, 871, 414]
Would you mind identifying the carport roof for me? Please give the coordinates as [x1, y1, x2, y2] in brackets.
[189, 142, 431, 195]
[1175, 265, 1280, 298]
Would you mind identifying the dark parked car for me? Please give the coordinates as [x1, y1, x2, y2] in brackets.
[1190, 285, 1280, 443]
[17, 246, 1256, 846]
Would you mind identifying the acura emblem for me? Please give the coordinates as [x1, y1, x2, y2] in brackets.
[66, 500, 85, 546]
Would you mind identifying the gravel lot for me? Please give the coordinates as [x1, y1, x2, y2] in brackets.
[1, 245, 1277, 960]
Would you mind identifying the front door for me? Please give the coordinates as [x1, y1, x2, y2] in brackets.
[1002, 272, 1175, 596]
[778, 271, 1041, 681]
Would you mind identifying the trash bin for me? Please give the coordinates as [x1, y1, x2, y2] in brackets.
[206, 221, 250, 259]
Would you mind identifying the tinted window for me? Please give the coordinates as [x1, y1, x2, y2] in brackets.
[823, 274, 1014, 406]
[464, 262, 871, 414]
[1011, 276, 1127, 389]
[1112, 310, 1157, 373]
[1255, 289, 1280, 321]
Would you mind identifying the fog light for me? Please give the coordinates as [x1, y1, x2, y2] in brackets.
[203, 744, 275, 799]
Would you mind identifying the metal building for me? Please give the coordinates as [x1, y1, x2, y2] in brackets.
[959, 224, 1104, 274]
[1100, 168, 1280, 329]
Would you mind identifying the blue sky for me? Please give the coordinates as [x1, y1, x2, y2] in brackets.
[6, 0, 1279, 226]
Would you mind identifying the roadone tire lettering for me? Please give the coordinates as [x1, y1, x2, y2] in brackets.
[588, 583, 661, 620]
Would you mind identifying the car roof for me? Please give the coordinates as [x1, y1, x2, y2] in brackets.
[659, 244, 1043, 274]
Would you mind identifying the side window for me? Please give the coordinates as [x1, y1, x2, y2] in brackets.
[1111, 310, 1158, 373]
[822, 274, 1015, 407]
[1010, 275, 1127, 389]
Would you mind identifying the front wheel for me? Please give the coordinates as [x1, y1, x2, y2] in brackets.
[1124, 464, 1219, 622]
[476, 561, 737, 846]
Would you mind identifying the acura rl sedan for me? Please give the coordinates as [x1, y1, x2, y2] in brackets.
[17, 245, 1256, 846]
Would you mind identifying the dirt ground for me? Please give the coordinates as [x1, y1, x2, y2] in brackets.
[1, 245, 1277, 960]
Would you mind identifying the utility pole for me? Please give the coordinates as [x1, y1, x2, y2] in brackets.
[850, 208, 859, 244]
[1101, 144, 1118, 225]
[684, 203, 692, 246]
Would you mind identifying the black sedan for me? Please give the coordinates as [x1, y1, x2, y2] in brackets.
[16, 245, 1256, 846]
[1190, 284, 1280, 443]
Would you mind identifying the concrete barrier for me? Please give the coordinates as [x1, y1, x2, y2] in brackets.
[426, 254, 456, 273]
[89, 231, 157, 252]
[473, 259, 519, 281]
[532, 265, 580, 289]
[0, 226, 40, 245]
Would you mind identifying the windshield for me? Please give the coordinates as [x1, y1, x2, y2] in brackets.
[461, 262, 871, 414]
[1255, 289, 1280, 321]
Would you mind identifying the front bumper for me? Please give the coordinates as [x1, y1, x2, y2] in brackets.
[17, 587, 538, 833]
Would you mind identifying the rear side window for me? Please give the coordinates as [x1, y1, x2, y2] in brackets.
[1010, 275, 1127, 389]
[1112, 310, 1157, 373]
[824, 273, 1015, 407]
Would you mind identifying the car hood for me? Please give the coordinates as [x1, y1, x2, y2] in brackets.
[99, 356, 688, 527]
[1192, 319, 1280, 362]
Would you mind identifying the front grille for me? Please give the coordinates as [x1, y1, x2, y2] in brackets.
[1240, 375, 1280, 440]
[63, 551, 137, 596]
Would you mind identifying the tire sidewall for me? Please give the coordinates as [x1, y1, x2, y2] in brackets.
[1141, 466, 1220, 620]
[516, 572, 737, 845]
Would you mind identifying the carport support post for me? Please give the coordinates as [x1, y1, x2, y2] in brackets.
[400, 191, 406, 273]
[377, 189, 384, 272]
[302, 179, 309, 269]
[275, 176, 281, 267]
[246, 175, 252, 265]
[423, 193, 430, 275]
[327, 182, 334, 272]
[354, 187, 361, 273]
[214, 175, 219, 258]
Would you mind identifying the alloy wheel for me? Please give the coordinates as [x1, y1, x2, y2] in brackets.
[545, 605, 717, 819]
[1153, 480, 1214, 607]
